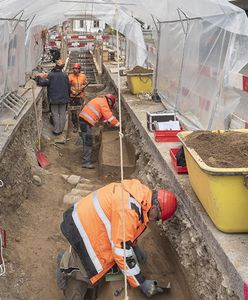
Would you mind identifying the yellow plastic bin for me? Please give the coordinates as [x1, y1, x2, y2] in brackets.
[178, 130, 248, 233]
[126, 67, 153, 95]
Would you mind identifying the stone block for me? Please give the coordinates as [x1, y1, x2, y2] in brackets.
[67, 175, 81, 185]
[63, 194, 81, 205]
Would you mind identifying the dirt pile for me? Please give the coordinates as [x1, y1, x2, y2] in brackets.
[127, 66, 153, 75]
[185, 131, 248, 168]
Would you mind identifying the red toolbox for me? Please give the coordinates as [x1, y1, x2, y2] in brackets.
[154, 128, 184, 142]
[170, 148, 188, 174]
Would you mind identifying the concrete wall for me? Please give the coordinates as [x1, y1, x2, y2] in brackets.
[0, 87, 44, 217]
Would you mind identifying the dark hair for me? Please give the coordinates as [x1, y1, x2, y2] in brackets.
[151, 191, 161, 210]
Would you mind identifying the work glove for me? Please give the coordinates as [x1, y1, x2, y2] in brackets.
[140, 280, 164, 298]
[133, 245, 146, 264]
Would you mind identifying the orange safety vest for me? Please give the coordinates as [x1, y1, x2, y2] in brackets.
[79, 97, 119, 127]
[61, 179, 152, 287]
[68, 73, 87, 98]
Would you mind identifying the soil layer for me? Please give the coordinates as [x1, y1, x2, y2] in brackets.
[185, 131, 248, 168]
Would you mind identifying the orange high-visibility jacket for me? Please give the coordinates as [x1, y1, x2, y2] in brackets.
[61, 179, 152, 287]
[68, 73, 87, 98]
[79, 97, 119, 127]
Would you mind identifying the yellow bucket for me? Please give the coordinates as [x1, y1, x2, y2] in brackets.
[178, 130, 248, 233]
[127, 69, 153, 95]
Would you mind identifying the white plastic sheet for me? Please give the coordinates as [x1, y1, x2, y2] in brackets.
[6, 22, 25, 92]
[0, 21, 9, 96]
[152, 1, 248, 129]
[157, 17, 248, 130]
[25, 25, 45, 73]
[0, 0, 248, 130]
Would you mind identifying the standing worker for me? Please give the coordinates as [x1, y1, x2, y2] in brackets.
[57, 179, 177, 299]
[36, 59, 70, 136]
[79, 94, 119, 169]
[69, 63, 87, 133]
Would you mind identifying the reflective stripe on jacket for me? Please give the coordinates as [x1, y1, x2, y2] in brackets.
[79, 97, 118, 127]
[69, 73, 87, 98]
[61, 179, 152, 287]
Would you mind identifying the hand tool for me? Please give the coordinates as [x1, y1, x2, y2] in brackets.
[114, 287, 124, 297]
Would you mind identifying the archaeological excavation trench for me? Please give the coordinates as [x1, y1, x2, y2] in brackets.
[0, 98, 197, 300]
[0, 53, 239, 300]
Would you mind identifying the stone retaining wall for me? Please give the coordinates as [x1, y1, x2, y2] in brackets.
[0, 88, 44, 216]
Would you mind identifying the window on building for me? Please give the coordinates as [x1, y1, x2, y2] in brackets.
[80, 20, 84, 28]
[93, 20, 99, 28]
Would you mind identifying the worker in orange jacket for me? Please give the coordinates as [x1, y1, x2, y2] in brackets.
[57, 179, 177, 299]
[79, 94, 120, 169]
[68, 63, 87, 132]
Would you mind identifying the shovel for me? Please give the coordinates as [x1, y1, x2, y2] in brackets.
[32, 85, 49, 168]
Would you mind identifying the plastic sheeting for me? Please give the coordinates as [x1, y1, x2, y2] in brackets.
[0, 21, 9, 96]
[25, 25, 46, 73]
[114, 0, 248, 35]
[0, 0, 147, 69]
[6, 22, 26, 92]
[157, 16, 248, 129]
[0, 0, 248, 129]
[64, 4, 147, 67]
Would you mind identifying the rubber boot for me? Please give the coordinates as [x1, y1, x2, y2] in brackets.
[56, 250, 68, 289]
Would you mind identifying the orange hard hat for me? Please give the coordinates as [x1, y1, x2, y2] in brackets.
[73, 63, 81, 69]
[157, 189, 177, 222]
[105, 94, 116, 107]
[56, 59, 65, 67]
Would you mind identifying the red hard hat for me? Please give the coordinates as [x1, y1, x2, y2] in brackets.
[157, 189, 177, 222]
[73, 63, 81, 69]
[105, 94, 116, 107]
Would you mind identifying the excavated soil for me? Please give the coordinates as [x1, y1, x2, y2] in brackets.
[185, 131, 248, 168]
[127, 66, 153, 75]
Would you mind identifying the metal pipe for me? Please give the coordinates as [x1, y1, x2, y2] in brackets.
[26, 14, 36, 31]
[12, 10, 25, 33]
[159, 16, 201, 24]
[0, 17, 26, 22]
[153, 21, 161, 92]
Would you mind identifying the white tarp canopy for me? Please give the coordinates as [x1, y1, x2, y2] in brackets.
[0, 0, 248, 130]
[0, 0, 147, 69]
[115, 0, 248, 129]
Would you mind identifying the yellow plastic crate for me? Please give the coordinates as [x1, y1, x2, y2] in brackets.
[178, 130, 248, 233]
[127, 71, 153, 95]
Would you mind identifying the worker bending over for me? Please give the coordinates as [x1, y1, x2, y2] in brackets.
[68, 63, 87, 133]
[79, 94, 119, 169]
[57, 179, 177, 299]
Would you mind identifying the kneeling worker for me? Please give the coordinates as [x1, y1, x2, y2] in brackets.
[79, 94, 119, 169]
[57, 179, 177, 299]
